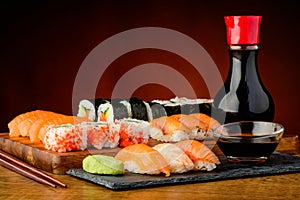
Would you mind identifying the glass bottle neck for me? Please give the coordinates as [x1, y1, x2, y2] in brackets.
[226, 44, 260, 89]
[228, 44, 259, 72]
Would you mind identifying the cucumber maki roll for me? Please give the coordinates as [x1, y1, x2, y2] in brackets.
[77, 98, 106, 121]
[97, 99, 114, 123]
[129, 97, 148, 121]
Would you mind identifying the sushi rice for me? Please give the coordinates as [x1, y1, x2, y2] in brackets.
[97, 101, 114, 123]
[44, 124, 87, 153]
[118, 118, 150, 148]
[43, 119, 150, 152]
[77, 100, 97, 121]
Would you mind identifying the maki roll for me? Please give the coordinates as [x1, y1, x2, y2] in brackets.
[170, 97, 213, 116]
[149, 102, 167, 119]
[77, 98, 107, 121]
[80, 122, 109, 150]
[117, 118, 150, 148]
[143, 101, 154, 121]
[97, 99, 114, 123]
[163, 102, 182, 116]
[129, 97, 149, 121]
[44, 124, 87, 153]
[97, 98, 134, 123]
[111, 98, 132, 120]
[78, 121, 120, 149]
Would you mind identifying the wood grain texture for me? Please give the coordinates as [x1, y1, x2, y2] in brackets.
[1, 164, 300, 199]
[0, 133, 299, 174]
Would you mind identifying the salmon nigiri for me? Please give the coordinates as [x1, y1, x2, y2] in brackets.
[18, 111, 63, 137]
[115, 144, 170, 177]
[188, 113, 221, 131]
[149, 116, 192, 142]
[175, 140, 220, 171]
[8, 110, 50, 137]
[153, 143, 194, 173]
[170, 114, 207, 131]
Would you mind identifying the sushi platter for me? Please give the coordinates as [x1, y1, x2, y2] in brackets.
[0, 133, 298, 175]
[1, 96, 300, 190]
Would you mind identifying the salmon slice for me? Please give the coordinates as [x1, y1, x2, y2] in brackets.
[175, 140, 220, 171]
[115, 143, 170, 176]
[8, 110, 50, 137]
[150, 116, 191, 135]
[149, 116, 193, 142]
[170, 114, 208, 131]
[18, 110, 60, 137]
[29, 114, 66, 143]
[188, 113, 221, 131]
[153, 143, 194, 173]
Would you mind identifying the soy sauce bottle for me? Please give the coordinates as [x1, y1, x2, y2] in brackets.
[213, 16, 275, 124]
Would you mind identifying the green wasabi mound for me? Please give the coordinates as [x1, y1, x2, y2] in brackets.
[82, 155, 124, 175]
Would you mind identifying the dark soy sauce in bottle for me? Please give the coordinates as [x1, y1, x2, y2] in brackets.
[213, 16, 275, 124]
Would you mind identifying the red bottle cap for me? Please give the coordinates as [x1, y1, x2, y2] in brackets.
[224, 16, 262, 45]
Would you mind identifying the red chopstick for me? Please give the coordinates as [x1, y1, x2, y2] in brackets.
[0, 150, 67, 188]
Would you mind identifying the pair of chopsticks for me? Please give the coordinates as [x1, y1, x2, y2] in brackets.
[0, 150, 67, 188]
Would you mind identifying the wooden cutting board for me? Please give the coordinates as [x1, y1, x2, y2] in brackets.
[0, 133, 120, 174]
[0, 133, 299, 175]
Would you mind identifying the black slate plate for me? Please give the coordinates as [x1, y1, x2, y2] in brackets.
[66, 152, 300, 190]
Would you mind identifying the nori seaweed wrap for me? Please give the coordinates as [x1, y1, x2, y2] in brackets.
[170, 97, 213, 116]
[148, 102, 167, 119]
[163, 103, 182, 116]
[129, 97, 148, 121]
[180, 103, 212, 116]
[78, 97, 213, 122]
[111, 98, 131, 120]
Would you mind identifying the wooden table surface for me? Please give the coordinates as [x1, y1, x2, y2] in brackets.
[1, 136, 300, 199]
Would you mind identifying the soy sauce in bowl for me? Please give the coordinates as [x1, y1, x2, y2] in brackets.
[213, 122, 284, 163]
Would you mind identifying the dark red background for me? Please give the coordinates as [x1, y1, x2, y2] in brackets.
[1, 0, 299, 136]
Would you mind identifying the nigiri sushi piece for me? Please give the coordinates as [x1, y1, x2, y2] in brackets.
[171, 113, 221, 140]
[115, 143, 170, 177]
[175, 140, 220, 171]
[153, 143, 194, 173]
[170, 114, 210, 140]
[149, 116, 192, 142]
[170, 114, 207, 131]
[188, 113, 221, 131]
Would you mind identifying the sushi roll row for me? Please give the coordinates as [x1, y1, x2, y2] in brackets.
[151, 97, 213, 117]
[43, 119, 150, 152]
[77, 97, 213, 122]
[77, 97, 150, 122]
